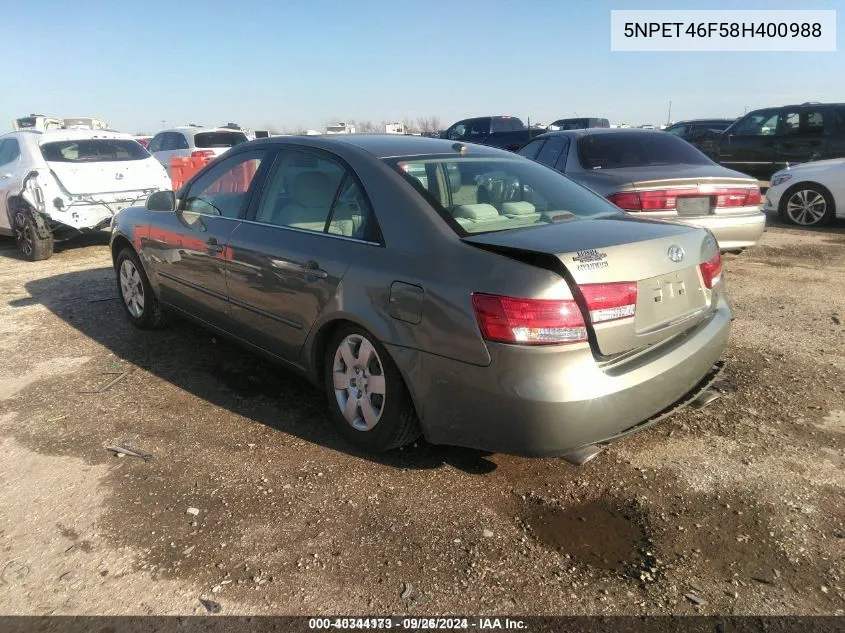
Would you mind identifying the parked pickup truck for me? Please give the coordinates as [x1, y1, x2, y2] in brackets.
[440, 116, 545, 151]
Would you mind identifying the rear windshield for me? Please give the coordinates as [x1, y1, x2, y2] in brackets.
[194, 131, 248, 148]
[387, 156, 622, 236]
[577, 132, 712, 170]
[40, 139, 149, 162]
[550, 119, 590, 130]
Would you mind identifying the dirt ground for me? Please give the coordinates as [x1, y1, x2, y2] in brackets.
[0, 217, 843, 617]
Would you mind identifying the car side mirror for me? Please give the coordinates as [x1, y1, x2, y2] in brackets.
[146, 190, 176, 212]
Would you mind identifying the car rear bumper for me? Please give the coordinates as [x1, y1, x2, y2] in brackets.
[675, 210, 766, 250]
[46, 195, 155, 231]
[387, 296, 732, 457]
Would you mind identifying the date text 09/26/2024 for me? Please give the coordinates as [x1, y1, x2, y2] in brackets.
[308, 617, 527, 630]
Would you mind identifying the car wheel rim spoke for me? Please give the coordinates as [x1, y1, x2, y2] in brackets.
[360, 397, 379, 428]
[355, 339, 374, 368]
[332, 333, 386, 431]
[342, 395, 359, 425]
[367, 375, 386, 395]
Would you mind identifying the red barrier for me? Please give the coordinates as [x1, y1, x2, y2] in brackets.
[170, 156, 212, 190]
[171, 156, 259, 192]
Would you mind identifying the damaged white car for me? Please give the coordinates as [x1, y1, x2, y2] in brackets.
[0, 130, 171, 260]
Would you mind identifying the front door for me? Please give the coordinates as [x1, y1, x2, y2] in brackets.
[143, 148, 268, 328]
[719, 108, 780, 180]
[226, 148, 381, 363]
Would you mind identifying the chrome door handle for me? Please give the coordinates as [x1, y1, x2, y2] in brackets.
[205, 238, 225, 253]
[302, 261, 328, 279]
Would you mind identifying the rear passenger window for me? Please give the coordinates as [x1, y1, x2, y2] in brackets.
[147, 134, 164, 152]
[253, 150, 376, 240]
[0, 139, 20, 166]
[535, 137, 570, 170]
[518, 140, 545, 160]
[779, 110, 825, 136]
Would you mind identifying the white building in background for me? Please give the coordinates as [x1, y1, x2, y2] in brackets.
[13, 114, 110, 131]
[384, 122, 407, 134]
[325, 122, 355, 134]
[305, 129, 322, 135]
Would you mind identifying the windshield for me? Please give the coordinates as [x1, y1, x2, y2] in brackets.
[40, 139, 150, 162]
[194, 131, 248, 148]
[387, 156, 622, 235]
[577, 132, 713, 170]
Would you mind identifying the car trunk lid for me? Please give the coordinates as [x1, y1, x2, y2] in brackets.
[463, 216, 720, 356]
[47, 159, 164, 195]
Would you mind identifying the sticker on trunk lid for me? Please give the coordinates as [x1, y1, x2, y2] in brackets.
[572, 249, 609, 271]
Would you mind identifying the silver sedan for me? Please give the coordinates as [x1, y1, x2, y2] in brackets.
[111, 135, 731, 463]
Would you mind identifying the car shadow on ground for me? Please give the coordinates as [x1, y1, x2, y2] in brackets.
[19, 266, 500, 474]
[763, 210, 845, 234]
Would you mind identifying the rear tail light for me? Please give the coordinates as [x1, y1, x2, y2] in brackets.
[471, 294, 587, 345]
[580, 282, 637, 323]
[607, 192, 643, 211]
[191, 150, 215, 158]
[471, 282, 638, 345]
[699, 251, 722, 288]
[609, 187, 762, 211]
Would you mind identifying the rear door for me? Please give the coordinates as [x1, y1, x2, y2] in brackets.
[0, 139, 22, 233]
[225, 148, 381, 362]
[775, 106, 829, 168]
[719, 108, 780, 180]
[144, 149, 269, 327]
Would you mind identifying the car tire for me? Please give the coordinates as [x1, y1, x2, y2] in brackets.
[324, 324, 421, 452]
[13, 207, 53, 261]
[778, 183, 835, 227]
[115, 247, 163, 329]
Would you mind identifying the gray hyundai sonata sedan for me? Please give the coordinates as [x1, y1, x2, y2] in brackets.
[110, 135, 731, 463]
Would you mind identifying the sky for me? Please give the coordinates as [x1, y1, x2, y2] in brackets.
[1, 0, 842, 134]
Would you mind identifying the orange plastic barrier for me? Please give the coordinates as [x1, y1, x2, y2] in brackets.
[170, 156, 212, 190]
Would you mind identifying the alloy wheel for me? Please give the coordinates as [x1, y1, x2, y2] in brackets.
[785, 189, 827, 226]
[332, 334, 386, 431]
[119, 259, 146, 318]
[13, 212, 33, 257]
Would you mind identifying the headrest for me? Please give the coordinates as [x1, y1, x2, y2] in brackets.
[291, 171, 334, 208]
[447, 167, 462, 193]
[454, 203, 500, 220]
[501, 201, 536, 216]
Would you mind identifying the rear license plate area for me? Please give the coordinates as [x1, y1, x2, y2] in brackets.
[635, 269, 707, 333]
[676, 196, 711, 217]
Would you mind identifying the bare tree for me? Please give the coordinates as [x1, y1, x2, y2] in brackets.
[357, 120, 376, 133]
[430, 116, 441, 134]
[402, 117, 418, 134]
[416, 117, 432, 134]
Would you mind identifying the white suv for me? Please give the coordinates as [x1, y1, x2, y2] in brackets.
[147, 126, 249, 175]
[0, 130, 171, 261]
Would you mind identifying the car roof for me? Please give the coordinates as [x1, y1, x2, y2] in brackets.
[749, 102, 845, 111]
[36, 129, 134, 142]
[534, 128, 670, 140]
[670, 119, 735, 124]
[246, 134, 510, 159]
[161, 126, 245, 134]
